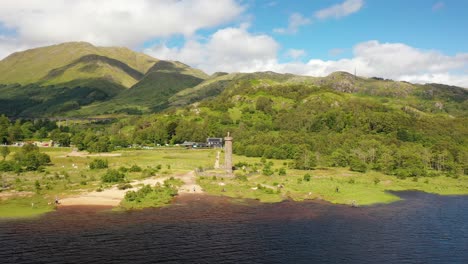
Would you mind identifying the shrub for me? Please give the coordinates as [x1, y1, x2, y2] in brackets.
[118, 166, 129, 173]
[0, 160, 14, 172]
[374, 177, 380, 185]
[14, 144, 51, 171]
[89, 159, 108, 169]
[303, 173, 311, 182]
[101, 169, 125, 183]
[117, 183, 133, 190]
[235, 172, 248, 182]
[278, 167, 287, 176]
[129, 165, 142, 172]
[34, 180, 41, 192]
[349, 158, 367, 173]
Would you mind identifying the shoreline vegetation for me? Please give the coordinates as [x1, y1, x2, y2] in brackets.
[1, 147, 467, 219]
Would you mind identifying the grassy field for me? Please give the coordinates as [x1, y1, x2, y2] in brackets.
[198, 155, 468, 206]
[1, 147, 467, 218]
[0, 147, 218, 218]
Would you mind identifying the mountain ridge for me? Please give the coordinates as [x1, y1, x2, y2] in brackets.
[0, 42, 466, 118]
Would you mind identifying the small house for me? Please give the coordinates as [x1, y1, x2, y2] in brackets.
[207, 138, 223, 148]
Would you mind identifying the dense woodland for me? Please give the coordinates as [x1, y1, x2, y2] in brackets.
[1, 78, 467, 178]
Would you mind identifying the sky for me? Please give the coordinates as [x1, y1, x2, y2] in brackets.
[0, 0, 467, 87]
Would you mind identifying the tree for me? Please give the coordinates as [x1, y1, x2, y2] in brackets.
[14, 144, 51, 171]
[0, 115, 11, 144]
[294, 146, 316, 170]
[256, 96, 274, 114]
[20, 122, 34, 139]
[8, 120, 23, 142]
[330, 148, 348, 167]
[349, 157, 367, 173]
[0, 146, 10, 160]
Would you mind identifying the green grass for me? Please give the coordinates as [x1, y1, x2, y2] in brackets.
[0, 195, 54, 218]
[119, 178, 184, 210]
[0, 147, 219, 218]
[198, 160, 468, 206]
[1, 148, 467, 218]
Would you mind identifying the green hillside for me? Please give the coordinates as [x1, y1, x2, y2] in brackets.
[0, 42, 157, 87]
[0, 42, 210, 117]
[68, 60, 208, 116]
[116, 73, 467, 178]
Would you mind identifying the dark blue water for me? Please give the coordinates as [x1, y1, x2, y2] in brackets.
[1, 191, 467, 264]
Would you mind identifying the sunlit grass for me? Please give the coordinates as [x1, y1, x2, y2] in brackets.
[1, 147, 467, 218]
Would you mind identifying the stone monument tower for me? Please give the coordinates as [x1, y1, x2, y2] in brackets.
[224, 132, 233, 174]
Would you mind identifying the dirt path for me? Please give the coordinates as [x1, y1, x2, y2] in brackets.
[59, 171, 202, 206]
[64, 150, 122, 157]
[177, 171, 204, 194]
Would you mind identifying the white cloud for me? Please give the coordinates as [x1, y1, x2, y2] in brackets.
[0, 36, 25, 59]
[315, 0, 364, 20]
[293, 41, 468, 87]
[145, 25, 279, 73]
[147, 32, 468, 87]
[286, 49, 306, 60]
[274, 13, 311, 34]
[0, 0, 244, 58]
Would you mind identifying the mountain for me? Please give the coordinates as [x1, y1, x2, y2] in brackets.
[0, 42, 466, 118]
[0, 42, 156, 87]
[0, 42, 208, 117]
[121, 68, 467, 177]
[70, 60, 209, 116]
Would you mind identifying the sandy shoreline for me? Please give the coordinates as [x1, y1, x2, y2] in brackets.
[59, 171, 203, 207]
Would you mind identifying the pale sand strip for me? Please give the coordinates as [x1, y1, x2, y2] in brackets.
[59, 171, 203, 206]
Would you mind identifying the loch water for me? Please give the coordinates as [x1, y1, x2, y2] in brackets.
[1, 191, 467, 264]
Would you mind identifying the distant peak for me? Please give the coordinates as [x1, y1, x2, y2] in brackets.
[55, 41, 95, 47]
[327, 71, 355, 77]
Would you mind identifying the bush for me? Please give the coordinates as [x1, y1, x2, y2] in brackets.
[101, 169, 125, 183]
[303, 173, 311, 182]
[234, 172, 248, 182]
[13, 144, 51, 171]
[278, 167, 287, 176]
[89, 159, 108, 169]
[129, 165, 142, 172]
[118, 166, 129, 173]
[349, 158, 367, 173]
[0, 160, 14, 172]
[117, 183, 133, 190]
[374, 177, 380, 185]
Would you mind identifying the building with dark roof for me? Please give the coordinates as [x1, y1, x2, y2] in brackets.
[207, 138, 223, 148]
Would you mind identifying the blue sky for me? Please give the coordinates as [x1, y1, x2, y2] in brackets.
[0, 0, 467, 86]
[250, 0, 468, 59]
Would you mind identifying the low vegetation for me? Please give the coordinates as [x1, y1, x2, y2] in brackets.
[0, 49, 466, 218]
[121, 177, 184, 209]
